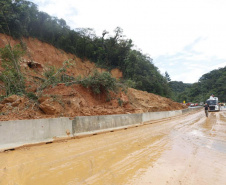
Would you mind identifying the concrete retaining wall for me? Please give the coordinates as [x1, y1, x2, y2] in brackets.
[0, 117, 72, 150]
[0, 107, 202, 151]
[182, 107, 202, 114]
[72, 113, 142, 135]
[142, 110, 182, 123]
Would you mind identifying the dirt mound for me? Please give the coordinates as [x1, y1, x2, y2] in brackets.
[0, 84, 186, 121]
[127, 88, 185, 112]
[0, 34, 186, 121]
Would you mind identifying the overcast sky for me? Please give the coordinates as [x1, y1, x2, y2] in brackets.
[30, 0, 226, 83]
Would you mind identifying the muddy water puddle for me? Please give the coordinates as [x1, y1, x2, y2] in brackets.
[1, 110, 226, 185]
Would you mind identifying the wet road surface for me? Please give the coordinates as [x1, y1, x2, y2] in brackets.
[0, 109, 226, 185]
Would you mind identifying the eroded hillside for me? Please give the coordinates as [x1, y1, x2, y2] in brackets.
[0, 34, 186, 121]
[0, 34, 123, 79]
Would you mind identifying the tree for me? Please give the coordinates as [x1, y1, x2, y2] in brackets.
[169, 66, 226, 102]
[0, 0, 174, 98]
[165, 71, 171, 82]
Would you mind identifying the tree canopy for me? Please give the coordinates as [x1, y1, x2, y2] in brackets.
[169, 66, 226, 103]
[2, 0, 224, 102]
[0, 0, 171, 97]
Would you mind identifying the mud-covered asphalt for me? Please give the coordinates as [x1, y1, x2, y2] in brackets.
[0, 109, 226, 185]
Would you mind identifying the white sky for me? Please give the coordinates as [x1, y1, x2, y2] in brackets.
[30, 0, 226, 83]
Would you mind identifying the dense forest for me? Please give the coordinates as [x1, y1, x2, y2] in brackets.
[0, 0, 171, 97]
[169, 66, 226, 103]
[169, 81, 192, 102]
[0, 0, 225, 103]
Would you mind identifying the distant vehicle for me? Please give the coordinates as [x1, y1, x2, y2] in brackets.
[186, 102, 191, 106]
[206, 95, 220, 111]
[186, 102, 194, 106]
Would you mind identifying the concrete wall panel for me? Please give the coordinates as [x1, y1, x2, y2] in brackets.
[0, 117, 72, 150]
[72, 114, 142, 134]
[0, 108, 202, 150]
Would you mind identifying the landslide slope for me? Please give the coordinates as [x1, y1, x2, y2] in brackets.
[0, 34, 186, 121]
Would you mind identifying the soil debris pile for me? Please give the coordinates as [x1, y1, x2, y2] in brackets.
[0, 84, 186, 121]
[128, 88, 185, 112]
[0, 34, 186, 121]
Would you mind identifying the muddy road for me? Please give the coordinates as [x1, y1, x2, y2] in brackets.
[0, 109, 226, 185]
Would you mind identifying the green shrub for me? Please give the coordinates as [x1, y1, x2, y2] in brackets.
[0, 95, 5, 102]
[26, 92, 38, 101]
[117, 98, 123, 106]
[124, 79, 136, 88]
[61, 74, 75, 83]
[38, 60, 74, 91]
[0, 44, 25, 96]
[80, 70, 117, 95]
[43, 66, 60, 86]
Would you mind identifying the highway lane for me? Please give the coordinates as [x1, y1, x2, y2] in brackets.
[0, 109, 226, 185]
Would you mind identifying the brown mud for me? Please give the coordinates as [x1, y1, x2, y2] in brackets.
[0, 109, 225, 185]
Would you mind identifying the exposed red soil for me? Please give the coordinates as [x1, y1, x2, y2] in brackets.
[0, 34, 123, 79]
[0, 34, 186, 121]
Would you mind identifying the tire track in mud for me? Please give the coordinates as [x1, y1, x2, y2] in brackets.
[128, 109, 226, 185]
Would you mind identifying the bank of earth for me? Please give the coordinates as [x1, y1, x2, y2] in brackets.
[0, 34, 186, 121]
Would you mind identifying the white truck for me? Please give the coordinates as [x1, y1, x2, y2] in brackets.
[206, 95, 220, 111]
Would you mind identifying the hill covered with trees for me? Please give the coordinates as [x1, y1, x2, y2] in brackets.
[0, 0, 171, 97]
[169, 81, 192, 102]
[169, 66, 226, 103]
[1, 0, 225, 105]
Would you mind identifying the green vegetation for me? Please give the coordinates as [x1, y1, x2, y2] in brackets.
[169, 81, 192, 102]
[0, 0, 171, 97]
[0, 44, 25, 96]
[169, 67, 226, 103]
[79, 70, 117, 95]
[0, 43, 75, 99]
[1, 0, 224, 103]
[26, 92, 38, 101]
[38, 60, 74, 91]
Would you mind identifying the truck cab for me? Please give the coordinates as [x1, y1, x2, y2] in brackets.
[206, 96, 220, 111]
